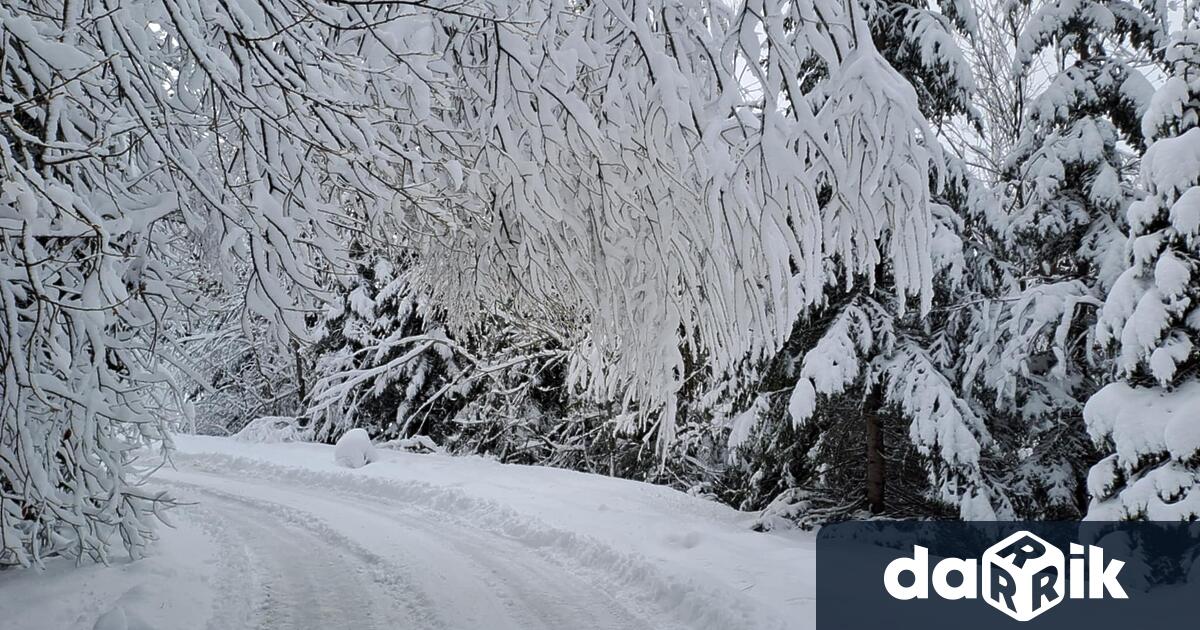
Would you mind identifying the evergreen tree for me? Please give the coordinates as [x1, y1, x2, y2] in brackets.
[1087, 27, 1200, 520]
[727, 0, 1011, 523]
[1006, 0, 1164, 289]
[959, 0, 1167, 519]
[307, 249, 466, 444]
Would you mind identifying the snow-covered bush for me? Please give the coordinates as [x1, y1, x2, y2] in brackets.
[234, 417, 313, 445]
[334, 429, 378, 469]
[378, 435, 444, 455]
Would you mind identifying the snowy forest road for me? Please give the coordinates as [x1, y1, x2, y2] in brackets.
[156, 469, 659, 630]
[0, 436, 814, 630]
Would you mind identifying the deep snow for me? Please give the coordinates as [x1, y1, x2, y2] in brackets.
[0, 435, 815, 630]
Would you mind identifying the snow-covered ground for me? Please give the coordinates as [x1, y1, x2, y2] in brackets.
[0, 435, 815, 630]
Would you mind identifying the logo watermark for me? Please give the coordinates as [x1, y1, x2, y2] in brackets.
[883, 530, 1127, 621]
[818, 522, 1199, 629]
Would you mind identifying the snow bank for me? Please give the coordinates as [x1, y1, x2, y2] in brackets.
[0, 518, 217, 630]
[333, 428, 377, 468]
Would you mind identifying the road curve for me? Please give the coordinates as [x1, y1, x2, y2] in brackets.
[158, 467, 670, 630]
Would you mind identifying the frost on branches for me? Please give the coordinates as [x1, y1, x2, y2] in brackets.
[1088, 29, 1200, 521]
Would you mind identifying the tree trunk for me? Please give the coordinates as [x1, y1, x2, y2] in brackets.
[865, 384, 885, 514]
[293, 343, 308, 405]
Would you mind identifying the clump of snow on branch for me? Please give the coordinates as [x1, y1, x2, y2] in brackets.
[1085, 381, 1200, 520]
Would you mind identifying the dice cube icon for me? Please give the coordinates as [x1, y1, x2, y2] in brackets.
[982, 531, 1065, 621]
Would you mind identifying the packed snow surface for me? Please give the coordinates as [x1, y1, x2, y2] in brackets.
[0, 435, 815, 630]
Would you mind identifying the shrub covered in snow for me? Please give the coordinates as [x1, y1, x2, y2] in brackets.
[334, 429, 378, 469]
[377, 435, 444, 455]
[234, 417, 313, 444]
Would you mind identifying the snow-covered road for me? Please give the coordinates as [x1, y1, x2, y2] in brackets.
[0, 436, 815, 630]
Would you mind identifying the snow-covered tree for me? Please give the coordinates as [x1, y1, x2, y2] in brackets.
[952, 0, 1167, 519]
[170, 299, 306, 436]
[1006, 0, 1163, 288]
[1087, 27, 1200, 520]
[949, 0, 1038, 183]
[162, 253, 309, 437]
[866, 0, 979, 124]
[0, 0, 483, 565]
[408, 0, 951, 449]
[719, 0, 1016, 523]
[1, 1, 181, 566]
[307, 248, 466, 443]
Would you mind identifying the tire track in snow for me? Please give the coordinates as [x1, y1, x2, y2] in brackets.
[165, 451, 783, 630]
[161, 473, 662, 630]
[167, 482, 443, 630]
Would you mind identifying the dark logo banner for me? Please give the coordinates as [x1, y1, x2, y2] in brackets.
[817, 521, 1200, 628]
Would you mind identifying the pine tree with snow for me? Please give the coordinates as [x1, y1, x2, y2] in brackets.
[865, 0, 978, 124]
[956, 0, 1168, 519]
[307, 248, 466, 444]
[1087, 27, 1200, 520]
[725, 0, 1010, 523]
[1006, 0, 1164, 289]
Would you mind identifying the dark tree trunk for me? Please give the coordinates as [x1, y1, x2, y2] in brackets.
[293, 343, 308, 404]
[865, 384, 885, 514]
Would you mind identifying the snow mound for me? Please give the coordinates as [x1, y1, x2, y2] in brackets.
[234, 416, 312, 444]
[334, 428, 377, 468]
